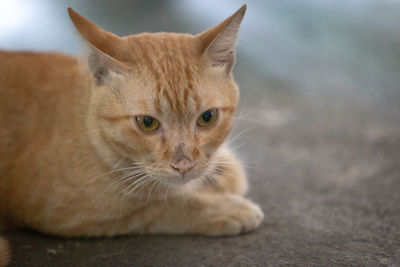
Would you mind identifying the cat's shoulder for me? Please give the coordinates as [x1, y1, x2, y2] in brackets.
[0, 50, 85, 92]
[0, 50, 77, 69]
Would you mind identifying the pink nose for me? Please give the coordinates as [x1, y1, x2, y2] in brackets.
[170, 158, 195, 176]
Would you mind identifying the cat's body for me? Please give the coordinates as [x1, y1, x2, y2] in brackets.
[0, 6, 263, 265]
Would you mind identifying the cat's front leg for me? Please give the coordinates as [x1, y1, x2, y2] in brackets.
[200, 147, 248, 195]
[131, 193, 264, 236]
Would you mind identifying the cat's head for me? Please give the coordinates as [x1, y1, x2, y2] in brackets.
[68, 6, 246, 188]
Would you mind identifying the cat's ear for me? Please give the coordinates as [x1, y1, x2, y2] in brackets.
[196, 5, 246, 75]
[68, 8, 128, 85]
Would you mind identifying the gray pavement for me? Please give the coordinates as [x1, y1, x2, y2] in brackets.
[6, 94, 400, 266]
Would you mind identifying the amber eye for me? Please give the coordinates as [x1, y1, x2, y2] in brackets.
[135, 116, 160, 132]
[197, 108, 218, 128]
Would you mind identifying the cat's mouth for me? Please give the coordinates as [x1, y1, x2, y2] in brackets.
[127, 160, 209, 189]
[152, 166, 206, 187]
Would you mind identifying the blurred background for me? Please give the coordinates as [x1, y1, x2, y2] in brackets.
[2, 0, 397, 176]
[2, 0, 400, 265]
[1, 0, 399, 128]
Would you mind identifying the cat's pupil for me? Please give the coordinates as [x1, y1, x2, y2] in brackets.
[202, 110, 213, 122]
[143, 116, 154, 127]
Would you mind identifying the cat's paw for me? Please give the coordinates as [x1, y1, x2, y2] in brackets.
[199, 195, 264, 236]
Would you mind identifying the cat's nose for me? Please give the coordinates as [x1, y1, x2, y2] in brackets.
[170, 158, 195, 176]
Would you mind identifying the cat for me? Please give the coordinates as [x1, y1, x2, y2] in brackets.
[0, 5, 263, 265]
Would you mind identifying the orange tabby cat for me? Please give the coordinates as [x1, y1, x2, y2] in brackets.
[0, 5, 263, 265]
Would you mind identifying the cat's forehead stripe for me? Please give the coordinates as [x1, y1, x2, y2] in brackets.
[126, 34, 204, 118]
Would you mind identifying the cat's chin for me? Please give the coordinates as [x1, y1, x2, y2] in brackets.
[161, 173, 203, 188]
[163, 177, 193, 187]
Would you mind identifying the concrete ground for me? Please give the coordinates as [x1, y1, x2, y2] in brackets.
[3, 1, 400, 266]
[5, 93, 400, 266]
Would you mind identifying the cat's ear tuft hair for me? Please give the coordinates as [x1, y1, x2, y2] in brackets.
[196, 4, 246, 75]
[68, 8, 127, 85]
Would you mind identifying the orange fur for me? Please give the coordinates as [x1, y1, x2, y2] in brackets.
[0, 5, 263, 264]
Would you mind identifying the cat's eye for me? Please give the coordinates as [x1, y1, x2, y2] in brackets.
[135, 116, 160, 132]
[197, 108, 218, 128]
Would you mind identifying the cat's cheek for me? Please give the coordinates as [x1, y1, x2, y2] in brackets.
[115, 124, 157, 157]
[200, 125, 231, 152]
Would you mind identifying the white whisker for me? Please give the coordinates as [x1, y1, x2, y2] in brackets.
[121, 175, 153, 199]
[88, 165, 143, 184]
[146, 179, 159, 203]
